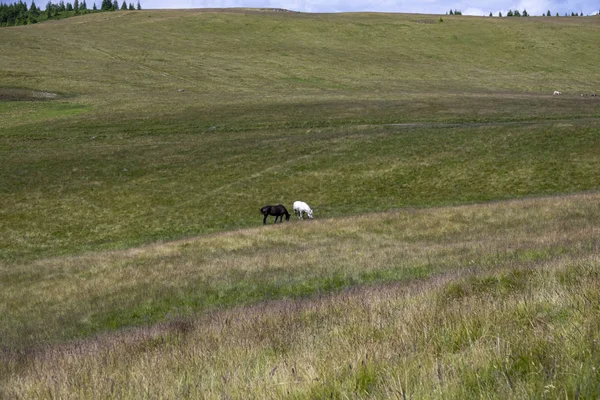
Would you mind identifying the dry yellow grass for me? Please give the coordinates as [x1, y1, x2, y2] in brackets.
[3, 255, 598, 398]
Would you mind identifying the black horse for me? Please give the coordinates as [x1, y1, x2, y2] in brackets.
[260, 204, 290, 224]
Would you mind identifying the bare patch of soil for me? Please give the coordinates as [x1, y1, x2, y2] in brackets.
[0, 88, 58, 102]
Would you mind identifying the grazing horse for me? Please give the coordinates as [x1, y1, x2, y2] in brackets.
[553, 91, 562, 95]
[293, 201, 313, 220]
[260, 204, 290, 224]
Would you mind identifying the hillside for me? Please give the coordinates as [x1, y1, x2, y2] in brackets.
[1, 10, 600, 397]
[2, 192, 599, 397]
[1, 10, 600, 99]
[1, 10, 600, 261]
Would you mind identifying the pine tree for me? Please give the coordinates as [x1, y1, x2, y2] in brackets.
[128, 2, 133, 9]
[101, 0, 110, 9]
[522, 9, 528, 17]
[112, 0, 118, 10]
[17, 1, 27, 18]
[499, 11, 502, 17]
[449, 9, 453, 15]
[30, 0, 39, 15]
[136, 0, 140, 9]
[507, 10, 513, 16]
[489, 12, 492, 17]
[120, 0, 126, 9]
[93, 2, 97, 10]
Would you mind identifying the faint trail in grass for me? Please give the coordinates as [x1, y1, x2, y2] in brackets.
[382, 116, 600, 130]
[6, 116, 597, 152]
[197, 147, 331, 200]
[89, 47, 197, 85]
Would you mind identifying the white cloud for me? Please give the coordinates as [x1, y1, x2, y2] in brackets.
[137, 0, 600, 16]
[463, 7, 485, 15]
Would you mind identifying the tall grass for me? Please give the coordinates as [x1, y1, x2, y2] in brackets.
[2, 240, 598, 398]
[1, 193, 598, 351]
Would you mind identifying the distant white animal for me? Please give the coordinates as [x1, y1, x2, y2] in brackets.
[293, 201, 313, 220]
[553, 91, 562, 95]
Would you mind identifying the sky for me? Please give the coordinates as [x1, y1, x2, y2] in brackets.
[2, 0, 598, 16]
[135, 0, 600, 16]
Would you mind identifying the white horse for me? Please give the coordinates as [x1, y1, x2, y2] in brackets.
[293, 201, 313, 219]
[553, 91, 562, 95]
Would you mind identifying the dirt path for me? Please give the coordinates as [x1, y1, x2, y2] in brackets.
[382, 116, 600, 130]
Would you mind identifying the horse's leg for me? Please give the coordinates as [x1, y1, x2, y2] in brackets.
[263, 214, 267, 225]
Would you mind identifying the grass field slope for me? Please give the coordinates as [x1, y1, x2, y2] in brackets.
[1, 10, 600, 261]
[1, 9, 600, 398]
[2, 193, 599, 398]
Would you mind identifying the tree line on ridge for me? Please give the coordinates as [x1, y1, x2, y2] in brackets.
[1, 0, 142, 27]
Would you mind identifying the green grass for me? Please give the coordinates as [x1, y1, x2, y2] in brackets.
[1, 11, 600, 261]
[2, 117, 599, 261]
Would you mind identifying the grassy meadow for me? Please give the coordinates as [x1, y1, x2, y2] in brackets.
[1, 193, 599, 398]
[2, 10, 600, 261]
[1, 9, 600, 398]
